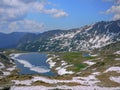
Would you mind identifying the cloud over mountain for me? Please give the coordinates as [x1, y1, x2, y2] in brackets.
[0, 0, 68, 33]
[104, 0, 120, 20]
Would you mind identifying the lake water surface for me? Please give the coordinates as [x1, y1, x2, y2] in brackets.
[12, 53, 55, 76]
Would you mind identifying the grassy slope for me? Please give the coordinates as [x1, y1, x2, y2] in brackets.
[1, 46, 120, 87]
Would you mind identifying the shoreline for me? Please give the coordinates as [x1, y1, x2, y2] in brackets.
[6, 52, 120, 90]
[9, 53, 54, 76]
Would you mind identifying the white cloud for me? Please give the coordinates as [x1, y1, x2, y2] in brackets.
[113, 14, 120, 20]
[0, 0, 68, 33]
[106, 5, 120, 13]
[103, 0, 120, 20]
[40, 8, 68, 18]
[0, 20, 44, 33]
[107, 6, 120, 20]
[0, 0, 29, 21]
[115, 0, 120, 4]
[53, 10, 68, 18]
[106, 5, 120, 20]
[0, 0, 68, 21]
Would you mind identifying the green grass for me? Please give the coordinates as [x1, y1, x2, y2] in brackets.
[54, 52, 89, 72]
[61, 52, 83, 62]
[84, 56, 96, 60]
[74, 63, 87, 72]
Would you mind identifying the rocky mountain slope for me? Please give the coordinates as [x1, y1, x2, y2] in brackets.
[17, 20, 120, 52]
[0, 52, 16, 89]
[0, 32, 28, 48]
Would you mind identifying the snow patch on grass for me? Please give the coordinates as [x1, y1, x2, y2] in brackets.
[46, 57, 56, 68]
[3, 71, 10, 76]
[90, 54, 98, 57]
[114, 51, 120, 55]
[56, 64, 74, 75]
[83, 61, 95, 66]
[57, 68, 74, 75]
[104, 67, 120, 73]
[32, 76, 57, 84]
[11, 72, 120, 90]
[32, 75, 98, 86]
[92, 72, 101, 75]
[10, 86, 120, 90]
[12, 80, 32, 85]
[7, 66, 16, 71]
[61, 61, 67, 66]
[73, 75, 100, 86]
[0, 62, 5, 69]
[47, 54, 74, 75]
[110, 76, 120, 84]
[115, 58, 120, 61]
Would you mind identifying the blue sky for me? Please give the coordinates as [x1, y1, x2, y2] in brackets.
[0, 0, 120, 33]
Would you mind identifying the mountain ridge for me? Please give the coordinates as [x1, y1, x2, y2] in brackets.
[17, 19, 120, 52]
[0, 20, 120, 52]
[0, 32, 28, 48]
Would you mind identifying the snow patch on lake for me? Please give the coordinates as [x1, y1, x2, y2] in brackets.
[17, 60, 50, 73]
[10, 53, 22, 59]
[10, 53, 50, 73]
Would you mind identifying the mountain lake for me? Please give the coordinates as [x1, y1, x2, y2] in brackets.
[11, 53, 56, 76]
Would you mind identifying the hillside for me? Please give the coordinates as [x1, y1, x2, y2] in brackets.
[17, 20, 120, 52]
[0, 53, 16, 89]
[0, 32, 28, 48]
[7, 45, 120, 90]
[0, 20, 119, 52]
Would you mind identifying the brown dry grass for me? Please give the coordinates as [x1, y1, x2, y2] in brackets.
[8, 75, 32, 81]
[32, 81, 54, 87]
[96, 71, 120, 87]
[57, 82, 81, 86]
